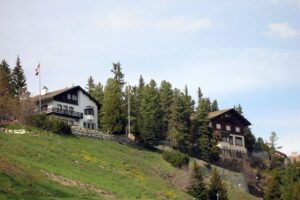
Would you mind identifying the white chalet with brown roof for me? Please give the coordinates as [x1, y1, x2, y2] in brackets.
[208, 108, 251, 155]
[31, 86, 100, 130]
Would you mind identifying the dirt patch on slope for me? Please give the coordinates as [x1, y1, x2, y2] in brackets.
[45, 172, 114, 198]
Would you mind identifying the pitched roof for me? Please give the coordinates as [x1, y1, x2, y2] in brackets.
[208, 109, 232, 119]
[208, 108, 251, 126]
[31, 87, 74, 102]
[31, 86, 101, 107]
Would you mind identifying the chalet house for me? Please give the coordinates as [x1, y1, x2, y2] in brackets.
[208, 109, 251, 156]
[31, 86, 100, 129]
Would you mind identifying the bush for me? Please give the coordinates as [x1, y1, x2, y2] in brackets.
[162, 150, 189, 168]
[26, 114, 71, 134]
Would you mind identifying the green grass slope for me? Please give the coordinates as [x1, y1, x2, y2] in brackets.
[0, 129, 259, 200]
[0, 131, 192, 200]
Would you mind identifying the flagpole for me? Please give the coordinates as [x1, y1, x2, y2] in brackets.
[127, 83, 130, 135]
[38, 63, 41, 113]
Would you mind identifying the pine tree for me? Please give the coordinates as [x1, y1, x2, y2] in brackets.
[136, 75, 145, 134]
[208, 168, 228, 200]
[111, 62, 125, 86]
[195, 98, 213, 160]
[244, 127, 256, 152]
[139, 80, 161, 144]
[280, 162, 300, 200]
[211, 100, 219, 111]
[264, 170, 282, 200]
[101, 78, 124, 134]
[197, 87, 203, 106]
[187, 161, 208, 199]
[12, 56, 27, 98]
[234, 104, 243, 115]
[168, 88, 189, 151]
[0, 60, 11, 96]
[86, 76, 95, 94]
[159, 80, 173, 139]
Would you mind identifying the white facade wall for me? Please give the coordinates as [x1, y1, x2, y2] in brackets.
[40, 89, 98, 129]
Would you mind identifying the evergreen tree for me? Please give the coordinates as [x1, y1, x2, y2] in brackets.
[101, 78, 124, 134]
[211, 100, 219, 111]
[208, 168, 228, 200]
[86, 76, 95, 94]
[168, 88, 187, 149]
[136, 75, 145, 134]
[264, 170, 282, 200]
[139, 80, 161, 144]
[159, 80, 173, 139]
[197, 87, 203, 106]
[12, 56, 27, 98]
[0, 60, 11, 95]
[111, 62, 125, 86]
[187, 161, 208, 200]
[244, 127, 256, 152]
[194, 98, 214, 160]
[281, 162, 300, 200]
[234, 104, 243, 115]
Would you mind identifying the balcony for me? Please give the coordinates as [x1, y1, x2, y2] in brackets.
[45, 107, 83, 119]
[85, 114, 94, 121]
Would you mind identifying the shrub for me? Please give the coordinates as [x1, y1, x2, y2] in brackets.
[26, 114, 71, 134]
[162, 150, 189, 168]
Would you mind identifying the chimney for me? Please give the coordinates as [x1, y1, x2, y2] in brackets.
[41, 86, 48, 95]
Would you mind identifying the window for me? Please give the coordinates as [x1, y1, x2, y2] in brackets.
[235, 136, 243, 146]
[72, 95, 77, 101]
[57, 104, 62, 110]
[226, 125, 231, 131]
[63, 105, 68, 110]
[229, 136, 233, 145]
[84, 107, 94, 116]
[91, 123, 94, 130]
[69, 107, 74, 112]
[84, 122, 86, 128]
[236, 127, 240, 133]
[69, 120, 74, 126]
[67, 94, 71, 100]
[87, 123, 90, 129]
[216, 124, 221, 129]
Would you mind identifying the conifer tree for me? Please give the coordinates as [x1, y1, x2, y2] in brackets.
[159, 80, 173, 139]
[0, 60, 11, 95]
[208, 169, 228, 200]
[264, 170, 282, 200]
[86, 75, 95, 94]
[111, 62, 125, 86]
[101, 78, 123, 134]
[136, 75, 145, 134]
[211, 100, 219, 111]
[12, 56, 27, 98]
[187, 161, 208, 199]
[281, 162, 300, 200]
[139, 80, 161, 144]
[234, 104, 243, 115]
[168, 89, 184, 148]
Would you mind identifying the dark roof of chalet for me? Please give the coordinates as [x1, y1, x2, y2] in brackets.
[208, 108, 251, 126]
[31, 86, 101, 107]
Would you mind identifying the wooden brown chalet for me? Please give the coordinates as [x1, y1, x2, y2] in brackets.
[208, 108, 251, 155]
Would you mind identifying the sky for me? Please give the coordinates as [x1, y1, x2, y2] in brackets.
[1, 0, 299, 155]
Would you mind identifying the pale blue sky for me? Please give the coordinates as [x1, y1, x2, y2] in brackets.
[1, 0, 299, 154]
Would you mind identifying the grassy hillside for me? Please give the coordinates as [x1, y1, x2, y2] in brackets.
[0, 128, 258, 200]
